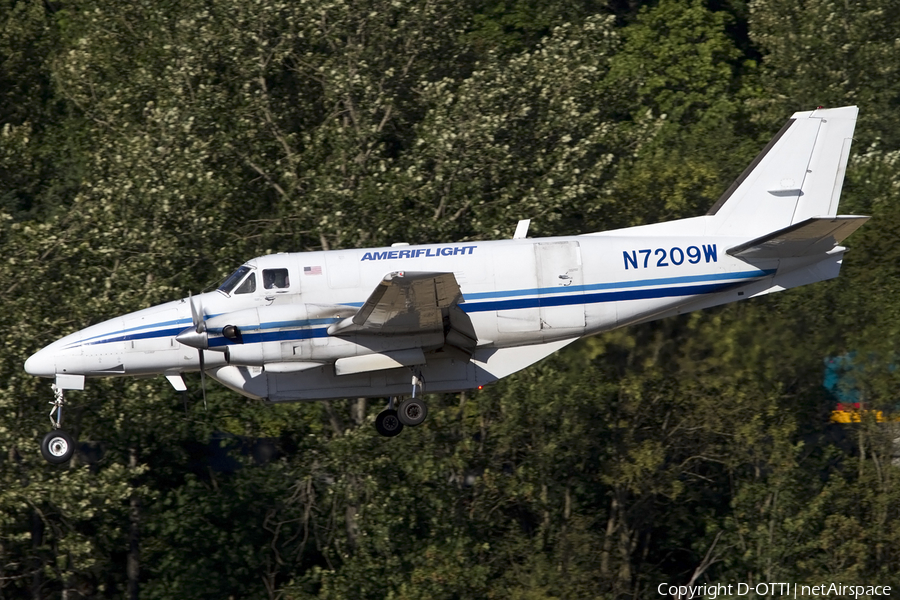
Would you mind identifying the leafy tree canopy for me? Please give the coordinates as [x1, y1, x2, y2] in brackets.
[2, 0, 900, 597]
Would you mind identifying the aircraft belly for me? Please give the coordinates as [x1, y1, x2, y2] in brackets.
[466, 312, 495, 343]
[584, 302, 618, 333]
[472, 338, 579, 380]
[209, 365, 268, 399]
[427, 357, 476, 383]
[260, 356, 477, 401]
[334, 348, 425, 376]
[615, 297, 690, 329]
[217, 337, 577, 402]
[496, 309, 541, 333]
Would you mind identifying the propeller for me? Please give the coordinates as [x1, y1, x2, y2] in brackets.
[176, 293, 209, 409]
[176, 294, 238, 409]
[191, 294, 208, 410]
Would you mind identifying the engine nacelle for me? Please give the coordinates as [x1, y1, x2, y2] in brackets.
[206, 303, 360, 366]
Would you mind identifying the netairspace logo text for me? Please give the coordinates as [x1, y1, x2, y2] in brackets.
[657, 582, 892, 599]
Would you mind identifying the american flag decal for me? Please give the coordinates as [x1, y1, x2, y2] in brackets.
[304, 266, 322, 275]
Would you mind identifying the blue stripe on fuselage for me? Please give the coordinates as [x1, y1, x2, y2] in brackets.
[70, 317, 193, 348]
[77, 326, 189, 347]
[462, 269, 770, 300]
[66, 270, 773, 348]
[460, 281, 739, 313]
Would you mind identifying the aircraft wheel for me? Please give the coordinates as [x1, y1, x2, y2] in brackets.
[398, 398, 428, 427]
[375, 409, 404, 437]
[41, 430, 75, 464]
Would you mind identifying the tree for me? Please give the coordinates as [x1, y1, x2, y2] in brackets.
[5, 0, 900, 597]
[603, 0, 759, 225]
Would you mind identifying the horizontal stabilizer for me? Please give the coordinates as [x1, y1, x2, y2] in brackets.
[727, 215, 869, 260]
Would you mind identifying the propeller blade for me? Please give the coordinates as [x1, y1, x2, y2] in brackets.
[198, 349, 207, 411]
[189, 292, 206, 333]
[178, 293, 210, 349]
[187, 293, 208, 410]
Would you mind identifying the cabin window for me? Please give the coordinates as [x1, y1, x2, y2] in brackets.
[219, 266, 251, 294]
[234, 273, 257, 294]
[263, 268, 290, 290]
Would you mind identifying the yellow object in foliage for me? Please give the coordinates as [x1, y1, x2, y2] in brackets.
[830, 403, 897, 423]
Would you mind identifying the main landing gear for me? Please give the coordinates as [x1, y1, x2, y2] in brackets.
[374, 371, 429, 437]
[41, 384, 75, 464]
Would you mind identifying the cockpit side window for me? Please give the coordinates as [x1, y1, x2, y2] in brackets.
[263, 268, 290, 290]
[234, 273, 257, 294]
[219, 266, 251, 294]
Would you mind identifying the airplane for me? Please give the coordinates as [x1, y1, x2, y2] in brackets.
[25, 105, 868, 464]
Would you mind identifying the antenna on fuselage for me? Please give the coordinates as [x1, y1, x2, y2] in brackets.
[513, 219, 531, 239]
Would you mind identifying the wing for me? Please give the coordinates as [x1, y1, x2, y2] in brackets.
[327, 271, 464, 336]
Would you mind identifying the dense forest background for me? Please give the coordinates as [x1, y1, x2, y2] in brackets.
[2, 0, 900, 598]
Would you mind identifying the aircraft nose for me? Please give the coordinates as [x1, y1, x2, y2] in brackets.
[24, 347, 56, 378]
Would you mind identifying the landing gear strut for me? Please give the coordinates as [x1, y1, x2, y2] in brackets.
[374, 371, 429, 437]
[41, 384, 75, 464]
[398, 371, 428, 426]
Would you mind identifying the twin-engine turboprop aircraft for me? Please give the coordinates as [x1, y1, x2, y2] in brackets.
[26, 106, 868, 463]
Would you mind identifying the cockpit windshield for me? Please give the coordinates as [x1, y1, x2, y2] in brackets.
[218, 266, 252, 294]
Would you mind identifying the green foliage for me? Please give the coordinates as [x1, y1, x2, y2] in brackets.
[405, 15, 649, 240]
[3, 0, 900, 597]
[750, 0, 900, 148]
[466, 0, 611, 54]
[604, 0, 760, 224]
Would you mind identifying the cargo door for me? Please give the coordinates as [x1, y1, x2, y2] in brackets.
[492, 244, 541, 332]
[535, 241, 585, 330]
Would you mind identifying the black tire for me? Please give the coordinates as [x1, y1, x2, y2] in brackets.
[41, 430, 75, 464]
[375, 409, 404, 437]
[398, 398, 428, 427]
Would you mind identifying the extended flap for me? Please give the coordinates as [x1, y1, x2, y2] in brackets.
[328, 271, 463, 335]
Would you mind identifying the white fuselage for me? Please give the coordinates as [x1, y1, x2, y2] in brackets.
[23, 106, 863, 404]
[26, 223, 822, 402]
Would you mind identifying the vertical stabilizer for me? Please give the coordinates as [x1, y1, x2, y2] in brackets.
[708, 106, 858, 237]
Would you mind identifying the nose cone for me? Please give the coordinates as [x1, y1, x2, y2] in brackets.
[24, 346, 56, 378]
[24, 330, 85, 379]
[175, 327, 208, 350]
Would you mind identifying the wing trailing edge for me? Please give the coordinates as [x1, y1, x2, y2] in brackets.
[328, 271, 463, 335]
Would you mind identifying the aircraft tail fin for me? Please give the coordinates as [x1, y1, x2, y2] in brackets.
[708, 106, 858, 237]
[726, 215, 869, 260]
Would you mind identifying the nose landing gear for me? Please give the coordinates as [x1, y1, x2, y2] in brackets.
[41, 384, 75, 464]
